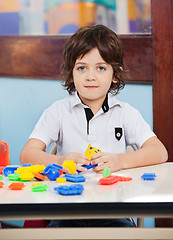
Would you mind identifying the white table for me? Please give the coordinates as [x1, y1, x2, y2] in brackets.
[0, 162, 173, 239]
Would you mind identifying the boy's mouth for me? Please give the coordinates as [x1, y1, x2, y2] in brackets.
[84, 86, 98, 89]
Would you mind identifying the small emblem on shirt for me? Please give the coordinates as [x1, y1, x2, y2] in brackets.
[115, 128, 123, 141]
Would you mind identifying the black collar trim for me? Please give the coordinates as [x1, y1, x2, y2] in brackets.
[102, 94, 109, 113]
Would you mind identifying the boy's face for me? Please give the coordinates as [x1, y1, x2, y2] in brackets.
[72, 48, 116, 112]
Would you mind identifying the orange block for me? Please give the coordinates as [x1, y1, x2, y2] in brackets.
[34, 173, 45, 181]
[9, 182, 25, 190]
[0, 141, 10, 166]
[0, 182, 4, 188]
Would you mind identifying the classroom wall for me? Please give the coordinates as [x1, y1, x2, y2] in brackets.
[0, 77, 154, 228]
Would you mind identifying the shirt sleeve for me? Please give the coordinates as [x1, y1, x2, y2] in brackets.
[29, 102, 61, 151]
[123, 103, 156, 149]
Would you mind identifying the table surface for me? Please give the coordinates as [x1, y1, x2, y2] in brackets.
[0, 162, 173, 219]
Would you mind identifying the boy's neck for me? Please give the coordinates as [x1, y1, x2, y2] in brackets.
[77, 92, 109, 115]
[88, 101, 103, 115]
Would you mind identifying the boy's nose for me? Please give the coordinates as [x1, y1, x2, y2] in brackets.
[85, 70, 95, 80]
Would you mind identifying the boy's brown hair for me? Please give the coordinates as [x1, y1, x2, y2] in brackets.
[61, 25, 127, 95]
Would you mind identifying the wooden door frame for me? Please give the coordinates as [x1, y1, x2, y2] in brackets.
[152, 0, 173, 164]
[151, 0, 173, 228]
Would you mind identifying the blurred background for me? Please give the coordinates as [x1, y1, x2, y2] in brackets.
[0, 0, 151, 35]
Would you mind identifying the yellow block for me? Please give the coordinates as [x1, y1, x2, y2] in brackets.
[63, 160, 76, 174]
[85, 144, 101, 161]
[31, 183, 43, 187]
[30, 165, 45, 174]
[57, 178, 66, 183]
[15, 166, 32, 174]
[20, 172, 34, 181]
[15, 165, 45, 174]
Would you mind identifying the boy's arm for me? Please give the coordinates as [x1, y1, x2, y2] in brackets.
[20, 138, 89, 171]
[91, 136, 168, 173]
[20, 139, 63, 166]
[119, 136, 168, 170]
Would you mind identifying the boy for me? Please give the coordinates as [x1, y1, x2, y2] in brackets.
[20, 25, 168, 227]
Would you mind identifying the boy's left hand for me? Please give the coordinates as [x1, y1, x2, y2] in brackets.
[90, 152, 121, 173]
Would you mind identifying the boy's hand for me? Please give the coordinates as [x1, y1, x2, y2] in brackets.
[90, 152, 121, 173]
[61, 152, 89, 173]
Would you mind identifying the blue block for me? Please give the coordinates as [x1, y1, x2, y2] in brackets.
[83, 163, 98, 169]
[141, 173, 157, 180]
[47, 168, 60, 181]
[42, 163, 62, 175]
[54, 184, 84, 196]
[64, 174, 86, 183]
[52, 163, 63, 170]
[3, 166, 19, 177]
[22, 163, 31, 167]
[77, 163, 98, 173]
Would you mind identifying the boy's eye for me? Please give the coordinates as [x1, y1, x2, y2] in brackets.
[98, 66, 106, 71]
[77, 66, 86, 71]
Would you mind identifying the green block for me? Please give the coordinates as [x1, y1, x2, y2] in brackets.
[32, 184, 49, 192]
[103, 167, 111, 178]
[7, 173, 20, 181]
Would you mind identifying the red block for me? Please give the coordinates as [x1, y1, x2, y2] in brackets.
[98, 176, 120, 185]
[0, 141, 10, 166]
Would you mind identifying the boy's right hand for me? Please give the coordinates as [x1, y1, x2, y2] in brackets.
[61, 152, 90, 173]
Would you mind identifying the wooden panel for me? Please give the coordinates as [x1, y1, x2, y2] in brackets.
[0, 36, 66, 79]
[122, 35, 153, 84]
[155, 218, 173, 228]
[152, 0, 173, 229]
[152, 0, 173, 162]
[0, 35, 152, 84]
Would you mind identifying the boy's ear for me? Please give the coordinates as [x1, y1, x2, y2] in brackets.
[112, 77, 117, 83]
[113, 67, 123, 82]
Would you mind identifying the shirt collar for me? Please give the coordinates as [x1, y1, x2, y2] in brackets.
[70, 91, 84, 109]
[108, 94, 123, 109]
[102, 94, 109, 113]
[70, 91, 122, 110]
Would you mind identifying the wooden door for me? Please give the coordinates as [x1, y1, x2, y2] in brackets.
[152, 0, 173, 228]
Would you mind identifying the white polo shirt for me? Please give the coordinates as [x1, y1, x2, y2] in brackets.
[29, 92, 156, 156]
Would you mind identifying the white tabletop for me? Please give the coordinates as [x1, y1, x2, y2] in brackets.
[0, 162, 173, 205]
[1, 163, 173, 240]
